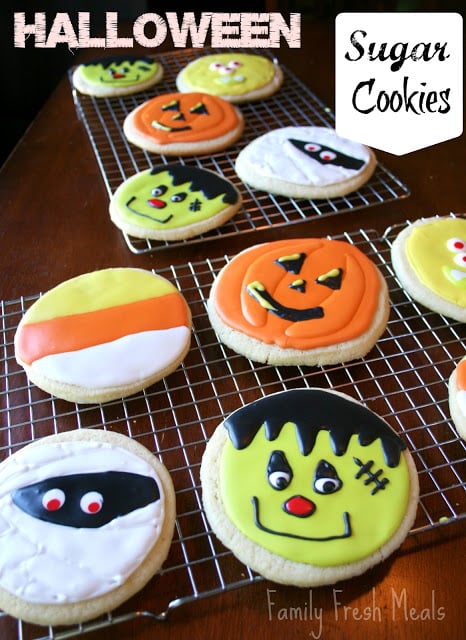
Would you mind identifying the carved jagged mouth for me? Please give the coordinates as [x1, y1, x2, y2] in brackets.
[246, 281, 324, 322]
[125, 197, 173, 224]
[251, 496, 351, 541]
[151, 120, 191, 133]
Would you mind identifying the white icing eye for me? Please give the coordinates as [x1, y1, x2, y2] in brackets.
[227, 60, 242, 71]
[304, 143, 321, 152]
[320, 150, 337, 161]
[453, 252, 466, 268]
[42, 488, 65, 512]
[151, 185, 167, 197]
[268, 470, 292, 491]
[209, 61, 224, 71]
[447, 237, 466, 253]
[171, 192, 187, 203]
[80, 491, 103, 515]
[314, 477, 342, 494]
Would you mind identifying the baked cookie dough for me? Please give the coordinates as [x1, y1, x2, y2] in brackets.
[0, 428, 176, 626]
[110, 164, 242, 241]
[201, 388, 419, 587]
[207, 237, 389, 366]
[123, 91, 244, 156]
[14, 268, 192, 403]
[448, 356, 466, 441]
[391, 216, 466, 322]
[72, 55, 163, 97]
[176, 53, 283, 103]
[235, 126, 377, 199]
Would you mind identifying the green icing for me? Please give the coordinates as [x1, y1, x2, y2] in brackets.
[80, 56, 158, 87]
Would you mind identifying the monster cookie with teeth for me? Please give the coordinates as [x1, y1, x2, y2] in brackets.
[0, 429, 176, 625]
[201, 388, 419, 586]
[123, 91, 244, 156]
[207, 237, 389, 366]
[72, 55, 164, 97]
[235, 126, 377, 199]
[110, 164, 242, 241]
[391, 216, 466, 322]
[176, 53, 284, 103]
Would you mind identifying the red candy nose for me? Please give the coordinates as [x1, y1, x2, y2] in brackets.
[284, 495, 316, 517]
[113, 73, 125, 79]
[147, 198, 166, 209]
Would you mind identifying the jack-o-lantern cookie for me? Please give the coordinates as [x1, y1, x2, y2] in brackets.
[110, 164, 242, 241]
[201, 388, 419, 586]
[448, 357, 466, 441]
[207, 238, 389, 366]
[14, 268, 191, 403]
[391, 216, 466, 322]
[0, 429, 176, 625]
[123, 91, 244, 156]
[176, 53, 284, 103]
[72, 55, 164, 97]
[235, 126, 377, 199]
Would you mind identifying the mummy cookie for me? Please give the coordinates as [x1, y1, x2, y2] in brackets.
[14, 268, 191, 403]
[391, 216, 466, 322]
[207, 238, 389, 366]
[176, 53, 284, 103]
[72, 55, 163, 97]
[110, 164, 242, 241]
[0, 429, 176, 625]
[448, 357, 466, 440]
[201, 388, 419, 586]
[123, 91, 244, 156]
[235, 126, 377, 199]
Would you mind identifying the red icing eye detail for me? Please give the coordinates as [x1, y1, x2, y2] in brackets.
[320, 150, 337, 161]
[42, 488, 65, 512]
[447, 237, 466, 252]
[228, 60, 242, 68]
[209, 61, 223, 70]
[304, 143, 321, 152]
[80, 491, 103, 515]
[453, 252, 466, 267]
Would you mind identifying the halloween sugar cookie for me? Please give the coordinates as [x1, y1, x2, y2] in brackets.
[235, 126, 377, 199]
[123, 91, 244, 156]
[391, 216, 466, 322]
[0, 428, 176, 625]
[72, 55, 164, 97]
[207, 238, 389, 366]
[14, 268, 191, 403]
[448, 357, 466, 440]
[176, 53, 284, 103]
[201, 388, 418, 586]
[110, 164, 242, 241]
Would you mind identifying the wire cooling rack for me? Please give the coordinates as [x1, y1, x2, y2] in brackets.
[71, 47, 410, 254]
[1, 224, 465, 640]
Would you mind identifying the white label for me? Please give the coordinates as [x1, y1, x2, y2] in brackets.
[335, 12, 463, 155]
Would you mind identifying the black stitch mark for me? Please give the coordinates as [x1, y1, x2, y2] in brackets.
[189, 199, 202, 212]
[353, 457, 389, 495]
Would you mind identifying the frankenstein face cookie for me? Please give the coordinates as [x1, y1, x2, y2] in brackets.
[72, 55, 163, 97]
[235, 126, 377, 199]
[123, 91, 244, 156]
[110, 164, 242, 241]
[14, 268, 191, 403]
[391, 216, 466, 322]
[448, 357, 466, 441]
[201, 388, 419, 586]
[207, 238, 389, 366]
[0, 429, 176, 625]
[176, 53, 284, 103]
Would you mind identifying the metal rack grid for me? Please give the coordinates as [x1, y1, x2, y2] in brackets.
[1, 224, 465, 640]
[71, 48, 410, 254]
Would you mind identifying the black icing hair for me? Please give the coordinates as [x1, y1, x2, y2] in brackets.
[82, 55, 155, 68]
[150, 164, 239, 205]
[223, 389, 406, 468]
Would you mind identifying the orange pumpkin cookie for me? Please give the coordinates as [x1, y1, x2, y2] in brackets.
[448, 356, 466, 441]
[207, 238, 389, 366]
[123, 91, 244, 156]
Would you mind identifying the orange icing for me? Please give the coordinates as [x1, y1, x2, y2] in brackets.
[132, 92, 239, 144]
[456, 358, 466, 391]
[214, 239, 381, 350]
[16, 293, 189, 365]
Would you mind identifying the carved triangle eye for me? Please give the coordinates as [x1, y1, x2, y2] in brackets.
[315, 268, 343, 290]
[275, 253, 306, 275]
[289, 279, 306, 293]
[190, 102, 209, 115]
[161, 100, 180, 112]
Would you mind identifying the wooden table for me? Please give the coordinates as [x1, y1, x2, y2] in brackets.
[1, 16, 465, 640]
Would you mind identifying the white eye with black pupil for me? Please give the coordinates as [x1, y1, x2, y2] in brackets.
[314, 477, 341, 494]
[80, 491, 103, 514]
[268, 471, 291, 490]
[42, 488, 65, 512]
[151, 185, 167, 197]
[171, 192, 187, 203]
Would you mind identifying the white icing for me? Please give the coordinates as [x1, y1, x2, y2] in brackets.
[457, 389, 466, 417]
[30, 327, 190, 388]
[238, 126, 370, 186]
[0, 440, 165, 604]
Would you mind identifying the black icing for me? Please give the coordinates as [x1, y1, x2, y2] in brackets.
[223, 389, 406, 468]
[82, 55, 155, 68]
[150, 164, 239, 204]
[12, 471, 160, 528]
[289, 139, 365, 171]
